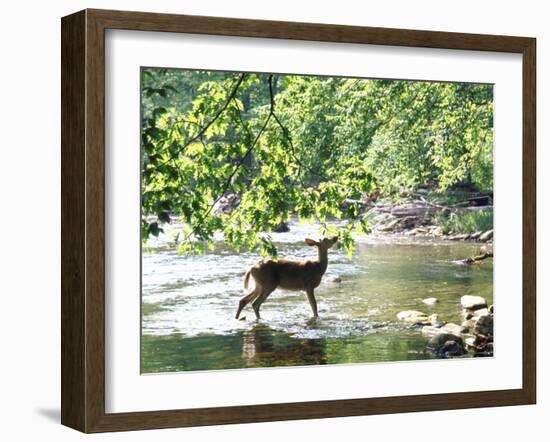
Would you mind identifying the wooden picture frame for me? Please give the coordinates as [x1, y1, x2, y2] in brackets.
[61, 8, 536, 433]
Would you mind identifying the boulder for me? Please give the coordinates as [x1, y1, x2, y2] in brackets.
[327, 276, 342, 283]
[440, 340, 466, 358]
[449, 233, 470, 241]
[470, 231, 483, 240]
[471, 334, 494, 357]
[422, 321, 464, 338]
[422, 325, 442, 338]
[479, 230, 494, 242]
[427, 333, 465, 358]
[422, 297, 438, 305]
[460, 295, 487, 310]
[396, 310, 430, 325]
[472, 308, 489, 318]
[474, 315, 494, 337]
[461, 318, 477, 332]
[439, 323, 464, 337]
[272, 221, 290, 233]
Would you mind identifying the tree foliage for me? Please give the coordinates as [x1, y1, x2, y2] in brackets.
[141, 68, 493, 256]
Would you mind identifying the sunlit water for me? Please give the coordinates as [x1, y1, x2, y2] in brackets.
[141, 220, 493, 373]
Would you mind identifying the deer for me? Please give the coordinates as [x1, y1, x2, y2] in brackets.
[235, 237, 338, 320]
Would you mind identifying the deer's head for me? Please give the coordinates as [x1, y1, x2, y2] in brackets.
[305, 237, 338, 251]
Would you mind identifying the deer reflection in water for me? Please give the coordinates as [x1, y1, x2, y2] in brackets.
[241, 324, 327, 367]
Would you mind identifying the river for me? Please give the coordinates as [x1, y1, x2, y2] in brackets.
[141, 219, 493, 373]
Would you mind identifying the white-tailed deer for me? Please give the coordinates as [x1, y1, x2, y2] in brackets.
[235, 237, 338, 320]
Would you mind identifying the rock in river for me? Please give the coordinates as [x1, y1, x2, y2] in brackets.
[472, 308, 489, 318]
[422, 322, 463, 338]
[273, 221, 290, 233]
[449, 233, 470, 241]
[474, 315, 494, 337]
[396, 310, 430, 325]
[427, 333, 466, 358]
[460, 295, 487, 310]
[442, 323, 466, 336]
[440, 340, 466, 358]
[461, 318, 477, 332]
[479, 230, 494, 242]
[422, 297, 438, 305]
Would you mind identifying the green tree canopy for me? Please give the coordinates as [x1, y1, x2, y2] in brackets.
[141, 69, 493, 257]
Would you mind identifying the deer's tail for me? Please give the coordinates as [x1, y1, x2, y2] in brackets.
[243, 269, 252, 290]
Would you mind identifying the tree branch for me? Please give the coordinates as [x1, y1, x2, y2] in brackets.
[181, 75, 276, 245]
[181, 73, 246, 150]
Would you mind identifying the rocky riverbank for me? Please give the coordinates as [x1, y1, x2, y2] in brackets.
[397, 294, 494, 359]
[210, 191, 494, 245]
[365, 197, 493, 243]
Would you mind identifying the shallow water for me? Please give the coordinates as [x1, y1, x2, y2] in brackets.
[141, 220, 493, 373]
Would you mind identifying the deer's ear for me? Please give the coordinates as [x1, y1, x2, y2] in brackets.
[305, 238, 318, 246]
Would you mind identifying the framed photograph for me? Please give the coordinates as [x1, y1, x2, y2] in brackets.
[61, 9, 536, 433]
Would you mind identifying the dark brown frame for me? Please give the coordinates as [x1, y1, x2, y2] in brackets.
[61, 8, 536, 433]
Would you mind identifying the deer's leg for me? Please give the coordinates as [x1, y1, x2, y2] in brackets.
[252, 285, 276, 319]
[236, 289, 260, 319]
[305, 287, 319, 318]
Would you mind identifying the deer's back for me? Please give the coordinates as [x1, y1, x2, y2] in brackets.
[251, 259, 323, 290]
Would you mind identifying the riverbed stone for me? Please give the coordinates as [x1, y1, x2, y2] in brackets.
[474, 315, 494, 336]
[460, 295, 487, 310]
[479, 230, 494, 242]
[470, 231, 483, 240]
[422, 321, 464, 338]
[423, 322, 464, 337]
[440, 340, 466, 358]
[272, 221, 290, 233]
[461, 318, 478, 332]
[472, 308, 489, 318]
[439, 323, 464, 337]
[449, 233, 470, 241]
[422, 297, 438, 305]
[396, 310, 430, 325]
[427, 333, 465, 358]
[422, 325, 442, 337]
